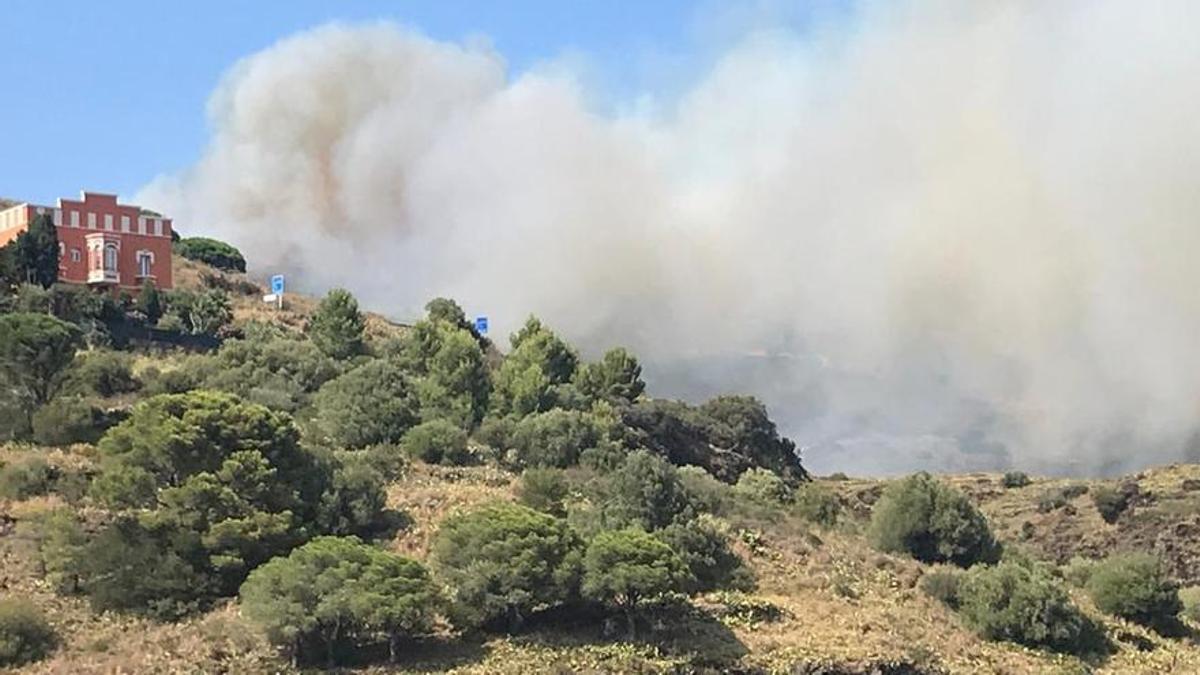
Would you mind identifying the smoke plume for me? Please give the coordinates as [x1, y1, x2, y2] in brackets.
[139, 1, 1200, 476]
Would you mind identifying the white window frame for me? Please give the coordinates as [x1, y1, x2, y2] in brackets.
[136, 250, 154, 277]
[104, 243, 118, 270]
[71, 211, 80, 227]
[104, 214, 114, 231]
[71, 248, 81, 263]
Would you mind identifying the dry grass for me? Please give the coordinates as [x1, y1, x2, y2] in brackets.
[172, 254, 409, 342]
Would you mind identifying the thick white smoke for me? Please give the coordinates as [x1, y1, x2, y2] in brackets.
[140, 2, 1200, 475]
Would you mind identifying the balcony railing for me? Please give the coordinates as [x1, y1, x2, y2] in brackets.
[88, 268, 119, 284]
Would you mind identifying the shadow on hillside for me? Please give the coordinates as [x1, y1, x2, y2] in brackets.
[1070, 615, 1117, 667]
[517, 599, 749, 666]
[1145, 616, 1200, 645]
[330, 634, 492, 672]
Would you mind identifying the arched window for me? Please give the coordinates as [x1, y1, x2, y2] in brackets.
[104, 244, 118, 270]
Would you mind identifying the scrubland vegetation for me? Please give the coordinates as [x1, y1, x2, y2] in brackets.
[4, 233, 1200, 673]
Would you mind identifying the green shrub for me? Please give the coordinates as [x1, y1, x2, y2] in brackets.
[31, 396, 107, 445]
[656, 516, 752, 593]
[0, 457, 56, 500]
[308, 288, 365, 360]
[400, 419, 471, 465]
[240, 536, 439, 667]
[312, 359, 420, 449]
[956, 561, 1091, 653]
[581, 528, 692, 638]
[1180, 586, 1200, 624]
[733, 468, 793, 505]
[474, 415, 515, 451]
[1061, 556, 1096, 588]
[430, 502, 583, 630]
[868, 472, 1000, 567]
[174, 236, 246, 272]
[83, 391, 338, 617]
[507, 409, 605, 468]
[64, 351, 139, 397]
[920, 567, 961, 608]
[1002, 471, 1031, 488]
[517, 467, 570, 516]
[202, 335, 341, 412]
[677, 465, 733, 515]
[353, 444, 408, 481]
[1091, 484, 1136, 524]
[139, 365, 201, 395]
[1039, 484, 1089, 512]
[1087, 553, 1181, 627]
[597, 450, 695, 531]
[0, 598, 57, 666]
[315, 458, 393, 538]
[793, 482, 842, 527]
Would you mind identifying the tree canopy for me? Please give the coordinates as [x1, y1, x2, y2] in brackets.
[581, 528, 692, 638]
[309, 288, 366, 360]
[0, 312, 81, 408]
[174, 236, 246, 272]
[430, 502, 582, 630]
[240, 536, 439, 666]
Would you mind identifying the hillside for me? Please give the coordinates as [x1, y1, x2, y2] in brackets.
[3, 254, 1200, 674]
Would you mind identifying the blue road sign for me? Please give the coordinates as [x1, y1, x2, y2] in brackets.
[474, 316, 489, 335]
[271, 274, 285, 294]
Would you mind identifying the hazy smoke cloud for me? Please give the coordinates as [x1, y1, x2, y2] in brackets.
[140, 2, 1200, 476]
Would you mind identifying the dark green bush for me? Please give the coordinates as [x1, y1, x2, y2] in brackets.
[676, 465, 733, 515]
[657, 517, 752, 593]
[202, 335, 341, 412]
[1092, 484, 1136, 524]
[400, 419, 471, 465]
[0, 457, 56, 500]
[352, 444, 408, 481]
[1087, 553, 1181, 627]
[1002, 471, 1031, 488]
[0, 598, 57, 666]
[430, 502, 582, 630]
[474, 415, 515, 451]
[312, 359, 420, 449]
[517, 467, 570, 516]
[596, 450, 695, 531]
[139, 365, 201, 396]
[1180, 586, 1200, 624]
[507, 409, 605, 468]
[868, 472, 1000, 567]
[920, 567, 961, 608]
[793, 482, 842, 527]
[64, 351, 139, 397]
[31, 396, 108, 445]
[956, 562, 1091, 653]
[1061, 557, 1096, 588]
[733, 468, 793, 505]
[240, 536, 439, 667]
[174, 236, 246, 272]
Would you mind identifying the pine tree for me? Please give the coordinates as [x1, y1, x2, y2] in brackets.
[13, 214, 58, 288]
[309, 288, 365, 359]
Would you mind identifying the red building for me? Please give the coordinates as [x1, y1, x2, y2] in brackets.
[0, 191, 173, 290]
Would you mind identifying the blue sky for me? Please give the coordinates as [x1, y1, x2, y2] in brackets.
[0, 1, 842, 206]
